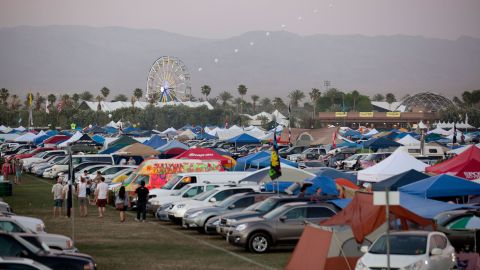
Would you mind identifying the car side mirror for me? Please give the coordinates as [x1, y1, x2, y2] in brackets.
[209, 197, 217, 203]
[279, 215, 287, 222]
[228, 204, 235, 209]
[431, 248, 442, 256]
[360, 246, 369, 253]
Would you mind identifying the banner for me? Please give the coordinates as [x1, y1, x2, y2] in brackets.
[386, 112, 401, 117]
[269, 130, 282, 180]
[359, 112, 373, 117]
[335, 112, 347, 117]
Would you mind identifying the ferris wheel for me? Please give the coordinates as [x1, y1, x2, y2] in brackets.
[146, 56, 191, 103]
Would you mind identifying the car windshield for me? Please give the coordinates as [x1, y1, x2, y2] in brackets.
[13, 234, 43, 255]
[162, 175, 182, 190]
[193, 189, 217, 201]
[369, 235, 427, 255]
[344, 154, 358, 161]
[216, 194, 242, 208]
[263, 204, 289, 219]
[171, 184, 192, 196]
[363, 154, 377, 161]
[34, 152, 46, 158]
[252, 198, 277, 213]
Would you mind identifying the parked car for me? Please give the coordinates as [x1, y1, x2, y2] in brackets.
[0, 217, 77, 252]
[298, 160, 326, 169]
[32, 156, 67, 176]
[356, 231, 455, 270]
[216, 196, 315, 237]
[44, 154, 114, 179]
[1, 213, 45, 233]
[340, 153, 368, 170]
[22, 150, 67, 171]
[167, 186, 257, 223]
[435, 209, 480, 252]
[227, 202, 337, 253]
[14, 147, 56, 161]
[358, 152, 392, 169]
[183, 192, 274, 233]
[0, 232, 95, 270]
[0, 201, 13, 213]
[279, 146, 308, 159]
[73, 164, 109, 182]
[287, 147, 328, 162]
[0, 257, 52, 270]
[28, 154, 66, 173]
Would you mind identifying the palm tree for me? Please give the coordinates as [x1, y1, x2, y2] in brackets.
[112, 94, 128, 102]
[100, 87, 110, 100]
[233, 97, 242, 115]
[47, 94, 57, 109]
[218, 91, 233, 108]
[260, 98, 271, 110]
[351, 90, 360, 112]
[385, 93, 396, 110]
[0, 88, 9, 105]
[34, 93, 45, 111]
[273, 97, 286, 111]
[80, 91, 93, 101]
[201, 85, 212, 101]
[133, 88, 143, 101]
[251, 95, 259, 113]
[95, 95, 103, 111]
[237, 84, 248, 114]
[288, 89, 305, 108]
[10, 94, 20, 110]
[72, 93, 80, 105]
[372, 93, 385, 102]
[309, 88, 321, 127]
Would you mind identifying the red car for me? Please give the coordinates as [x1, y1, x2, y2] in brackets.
[14, 147, 56, 160]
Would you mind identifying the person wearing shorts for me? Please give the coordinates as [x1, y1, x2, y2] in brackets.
[77, 177, 88, 217]
[95, 176, 109, 218]
[51, 177, 64, 217]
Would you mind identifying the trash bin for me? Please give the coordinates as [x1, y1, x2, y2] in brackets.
[0, 182, 13, 196]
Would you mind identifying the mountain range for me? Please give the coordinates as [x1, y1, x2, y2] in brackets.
[1, 25, 479, 99]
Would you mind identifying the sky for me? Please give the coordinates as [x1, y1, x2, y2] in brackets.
[1, 0, 480, 39]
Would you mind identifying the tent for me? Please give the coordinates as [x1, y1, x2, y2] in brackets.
[308, 168, 357, 184]
[91, 134, 105, 145]
[178, 129, 196, 140]
[428, 127, 450, 136]
[447, 144, 480, 155]
[57, 131, 84, 147]
[396, 134, 420, 146]
[239, 166, 315, 184]
[43, 135, 70, 147]
[107, 135, 138, 149]
[13, 132, 37, 142]
[143, 135, 167, 149]
[86, 126, 106, 134]
[233, 151, 271, 171]
[426, 145, 480, 180]
[363, 128, 379, 137]
[399, 174, 480, 198]
[175, 148, 232, 166]
[115, 143, 160, 157]
[358, 149, 428, 182]
[195, 132, 218, 140]
[156, 140, 189, 156]
[249, 156, 298, 168]
[162, 127, 178, 136]
[363, 137, 402, 150]
[226, 133, 260, 147]
[372, 169, 430, 191]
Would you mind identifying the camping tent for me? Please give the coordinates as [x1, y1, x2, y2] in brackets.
[178, 129, 196, 140]
[308, 168, 357, 184]
[143, 135, 167, 149]
[428, 127, 450, 136]
[239, 166, 314, 184]
[249, 156, 298, 168]
[226, 133, 260, 147]
[43, 135, 70, 147]
[174, 148, 231, 166]
[57, 132, 84, 147]
[396, 134, 420, 146]
[115, 143, 160, 157]
[358, 149, 428, 182]
[447, 144, 480, 155]
[233, 151, 271, 171]
[399, 174, 480, 198]
[363, 137, 402, 150]
[372, 169, 430, 191]
[426, 145, 480, 180]
[156, 140, 189, 156]
[13, 132, 37, 142]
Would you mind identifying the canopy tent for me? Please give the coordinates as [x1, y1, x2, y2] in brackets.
[178, 129, 196, 140]
[428, 127, 450, 136]
[363, 137, 402, 151]
[123, 126, 140, 134]
[396, 134, 421, 146]
[342, 129, 362, 138]
[162, 127, 178, 136]
[249, 156, 298, 168]
[143, 135, 167, 149]
[363, 128, 379, 137]
[13, 132, 37, 142]
[103, 126, 118, 134]
[107, 135, 138, 149]
[233, 151, 271, 171]
[447, 144, 480, 155]
[14, 126, 26, 132]
[0, 133, 20, 141]
[86, 126, 106, 134]
[0, 125, 11, 133]
[99, 144, 124, 154]
[426, 145, 480, 180]
[425, 133, 444, 142]
[399, 174, 480, 198]
[174, 148, 232, 166]
[358, 149, 428, 182]
[195, 132, 218, 140]
[91, 134, 105, 145]
[57, 132, 84, 147]
[372, 169, 430, 191]
[42, 135, 70, 147]
[115, 143, 160, 157]
[303, 176, 340, 196]
[105, 120, 118, 128]
[309, 168, 357, 184]
[226, 133, 261, 147]
[156, 140, 189, 156]
[239, 166, 315, 184]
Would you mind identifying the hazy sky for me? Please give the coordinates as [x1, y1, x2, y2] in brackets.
[1, 0, 480, 39]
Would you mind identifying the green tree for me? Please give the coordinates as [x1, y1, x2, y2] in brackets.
[251, 95, 259, 113]
[351, 90, 360, 112]
[273, 97, 287, 112]
[0, 88, 9, 105]
[237, 84, 248, 114]
[201, 85, 212, 101]
[385, 93, 396, 110]
[288, 89, 305, 108]
[100, 87, 110, 100]
[260, 98, 273, 112]
[218, 91, 233, 108]
[133, 88, 143, 101]
[72, 93, 80, 105]
[233, 97, 242, 115]
[309, 88, 321, 127]
[372, 93, 385, 102]
[10, 94, 20, 110]
[80, 91, 93, 101]
[34, 93, 45, 111]
[95, 95, 103, 111]
[47, 94, 57, 107]
[112, 94, 128, 102]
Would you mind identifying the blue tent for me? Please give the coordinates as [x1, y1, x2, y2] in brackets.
[399, 192, 476, 219]
[227, 133, 260, 147]
[213, 148, 232, 157]
[336, 141, 362, 149]
[196, 132, 218, 140]
[399, 174, 480, 198]
[123, 126, 139, 133]
[263, 176, 339, 196]
[46, 130, 58, 136]
[144, 135, 167, 149]
[310, 168, 357, 184]
[156, 140, 189, 152]
[343, 130, 362, 137]
[363, 137, 402, 150]
[86, 126, 106, 134]
[250, 156, 298, 168]
[92, 134, 105, 145]
[372, 169, 430, 191]
[99, 145, 123, 154]
[33, 134, 51, 145]
[104, 126, 118, 134]
[233, 151, 270, 171]
[328, 198, 352, 209]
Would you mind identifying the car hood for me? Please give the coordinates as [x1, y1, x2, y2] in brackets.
[220, 211, 262, 221]
[150, 195, 182, 205]
[232, 216, 265, 226]
[360, 253, 425, 268]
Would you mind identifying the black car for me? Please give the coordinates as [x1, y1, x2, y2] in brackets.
[0, 232, 95, 270]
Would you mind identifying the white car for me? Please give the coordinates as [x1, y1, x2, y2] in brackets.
[87, 165, 136, 183]
[356, 231, 456, 270]
[167, 186, 257, 221]
[22, 150, 66, 170]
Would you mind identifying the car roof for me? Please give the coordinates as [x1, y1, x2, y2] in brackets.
[389, 230, 433, 236]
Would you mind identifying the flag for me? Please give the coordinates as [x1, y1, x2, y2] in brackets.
[452, 123, 457, 144]
[269, 130, 282, 180]
[28, 93, 33, 107]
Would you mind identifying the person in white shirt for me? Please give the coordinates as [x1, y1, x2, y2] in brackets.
[127, 157, 136, 165]
[51, 178, 64, 217]
[77, 177, 88, 217]
[95, 176, 109, 218]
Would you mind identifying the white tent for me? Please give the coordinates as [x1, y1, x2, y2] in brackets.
[364, 128, 379, 137]
[58, 131, 83, 147]
[0, 133, 20, 141]
[427, 127, 449, 136]
[14, 126, 26, 132]
[357, 149, 428, 182]
[14, 132, 37, 142]
[397, 135, 420, 146]
[178, 129, 196, 140]
[106, 121, 118, 128]
[417, 121, 427, 129]
[0, 125, 11, 133]
[162, 127, 178, 136]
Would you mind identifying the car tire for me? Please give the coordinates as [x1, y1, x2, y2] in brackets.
[202, 217, 214, 234]
[247, 232, 271, 253]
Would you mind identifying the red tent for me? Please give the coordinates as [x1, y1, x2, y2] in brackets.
[43, 135, 70, 145]
[426, 145, 480, 180]
[174, 148, 231, 166]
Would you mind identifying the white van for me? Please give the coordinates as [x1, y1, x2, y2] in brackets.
[148, 171, 253, 199]
[42, 154, 114, 178]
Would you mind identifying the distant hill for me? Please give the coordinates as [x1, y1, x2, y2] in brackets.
[1, 25, 479, 99]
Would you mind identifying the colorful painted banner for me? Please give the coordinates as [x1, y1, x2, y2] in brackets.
[359, 112, 373, 117]
[386, 112, 401, 117]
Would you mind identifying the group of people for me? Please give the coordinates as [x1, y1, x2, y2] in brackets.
[1, 158, 23, 184]
[51, 170, 149, 223]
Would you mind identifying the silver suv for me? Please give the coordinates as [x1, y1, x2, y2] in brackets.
[227, 202, 337, 253]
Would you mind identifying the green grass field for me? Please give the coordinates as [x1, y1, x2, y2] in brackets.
[3, 174, 292, 270]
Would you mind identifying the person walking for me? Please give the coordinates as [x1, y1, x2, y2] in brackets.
[14, 159, 22, 184]
[135, 180, 149, 222]
[51, 177, 64, 217]
[77, 177, 88, 217]
[95, 177, 109, 218]
[115, 186, 130, 222]
[2, 159, 12, 182]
